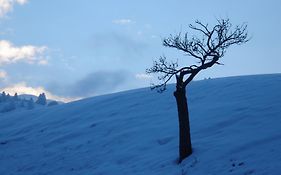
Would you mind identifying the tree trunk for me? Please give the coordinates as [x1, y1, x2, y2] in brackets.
[174, 87, 192, 163]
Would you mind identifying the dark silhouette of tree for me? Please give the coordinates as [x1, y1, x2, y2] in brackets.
[13, 93, 19, 101]
[147, 18, 249, 163]
[36, 93, 47, 105]
[0, 91, 6, 102]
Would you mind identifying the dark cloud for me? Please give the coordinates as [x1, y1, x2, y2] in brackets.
[71, 70, 130, 96]
[46, 70, 134, 98]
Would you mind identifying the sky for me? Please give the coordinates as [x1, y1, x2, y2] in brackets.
[0, 0, 280, 102]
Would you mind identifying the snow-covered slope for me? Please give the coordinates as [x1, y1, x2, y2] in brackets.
[0, 74, 280, 175]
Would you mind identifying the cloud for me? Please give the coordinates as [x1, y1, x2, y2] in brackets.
[0, 82, 79, 102]
[112, 19, 134, 25]
[0, 69, 7, 79]
[70, 70, 130, 97]
[0, 0, 28, 18]
[38, 59, 48, 65]
[0, 40, 48, 65]
[15, 0, 27, 5]
[44, 70, 152, 99]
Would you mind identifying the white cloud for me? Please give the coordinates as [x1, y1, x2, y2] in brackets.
[135, 73, 152, 80]
[38, 59, 48, 65]
[0, 0, 28, 18]
[0, 82, 80, 102]
[0, 69, 7, 79]
[15, 0, 27, 5]
[0, 40, 48, 65]
[112, 19, 134, 25]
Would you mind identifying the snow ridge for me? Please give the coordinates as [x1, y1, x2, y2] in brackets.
[0, 74, 280, 175]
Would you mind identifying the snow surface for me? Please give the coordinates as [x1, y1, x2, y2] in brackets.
[0, 74, 281, 175]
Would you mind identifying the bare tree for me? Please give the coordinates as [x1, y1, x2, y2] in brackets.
[146, 18, 249, 163]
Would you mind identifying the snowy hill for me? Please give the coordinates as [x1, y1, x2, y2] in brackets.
[0, 74, 281, 175]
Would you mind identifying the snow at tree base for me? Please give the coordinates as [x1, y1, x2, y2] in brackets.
[0, 74, 280, 175]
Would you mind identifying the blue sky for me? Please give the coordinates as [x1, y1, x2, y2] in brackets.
[0, 0, 280, 101]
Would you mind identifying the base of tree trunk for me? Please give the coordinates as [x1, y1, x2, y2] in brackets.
[174, 88, 192, 163]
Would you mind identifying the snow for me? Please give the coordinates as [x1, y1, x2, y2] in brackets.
[0, 74, 281, 175]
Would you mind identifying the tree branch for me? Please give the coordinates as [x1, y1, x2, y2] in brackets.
[147, 18, 249, 92]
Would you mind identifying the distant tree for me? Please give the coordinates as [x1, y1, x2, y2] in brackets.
[147, 18, 249, 163]
[13, 93, 19, 101]
[0, 92, 11, 103]
[6, 93, 11, 100]
[36, 93, 47, 105]
[0, 91, 5, 102]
